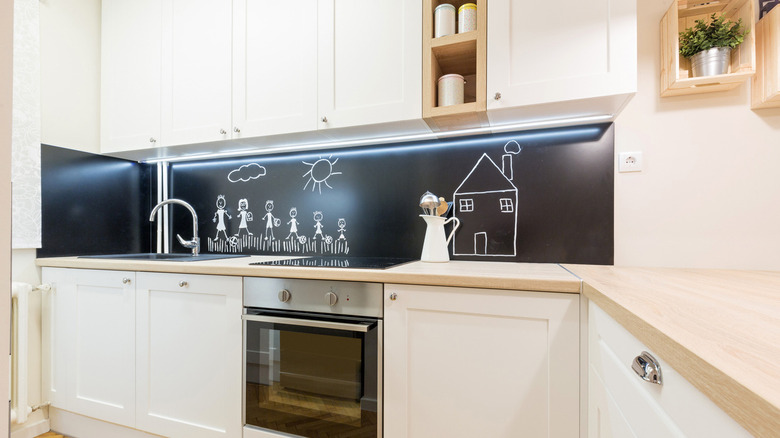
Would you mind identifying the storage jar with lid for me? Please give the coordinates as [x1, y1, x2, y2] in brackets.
[458, 3, 477, 33]
[437, 74, 465, 107]
[434, 4, 456, 38]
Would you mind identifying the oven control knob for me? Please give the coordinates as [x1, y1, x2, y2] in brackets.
[278, 289, 291, 303]
[325, 292, 338, 306]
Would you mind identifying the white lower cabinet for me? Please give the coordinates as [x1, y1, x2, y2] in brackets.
[588, 302, 751, 438]
[42, 268, 242, 438]
[384, 284, 580, 438]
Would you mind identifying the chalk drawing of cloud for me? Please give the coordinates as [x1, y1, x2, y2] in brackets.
[228, 163, 267, 183]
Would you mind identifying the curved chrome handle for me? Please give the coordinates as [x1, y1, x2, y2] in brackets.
[243, 314, 373, 332]
[233, 127, 241, 133]
[178, 280, 188, 288]
[122, 277, 131, 285]
[632, 351, 662, 385]
[220, 129, 227, 135]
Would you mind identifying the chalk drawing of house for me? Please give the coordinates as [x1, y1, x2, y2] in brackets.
[452, 153, 518, 256]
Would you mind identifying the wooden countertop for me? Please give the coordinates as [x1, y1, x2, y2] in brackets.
[565, 264, 780, 438]
[36, 256, 582, 293]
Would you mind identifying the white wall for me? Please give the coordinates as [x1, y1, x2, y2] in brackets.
[10, 1, 101, 436]
[614, 0, 780, 270]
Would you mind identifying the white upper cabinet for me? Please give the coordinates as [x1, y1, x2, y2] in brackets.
[232, 0, 319, 138]
[160, 0, 233, 147]
[486, 0, 636, 124]
[317, 0, 422, 130]
[100, 0, 162, 154]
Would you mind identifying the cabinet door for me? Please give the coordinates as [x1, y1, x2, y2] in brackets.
[135, 273, 242, 438]
[100, 0, 161, 154]
[384, 284, 579, 438]
[317, 0, 421, 129]
[486, 0, 636, 116]
[161, 0, 233, 146]
[232, 0, 318, 138]
[41, 268, 136, 428]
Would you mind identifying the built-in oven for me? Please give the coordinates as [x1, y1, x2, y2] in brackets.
[243, 277, 383, 438]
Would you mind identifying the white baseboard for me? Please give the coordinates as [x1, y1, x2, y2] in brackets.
[10, 418, 50, 438]
[50, 408, 165, 438]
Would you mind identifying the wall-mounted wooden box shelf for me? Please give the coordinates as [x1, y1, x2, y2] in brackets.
[660, 0, 756, 97]
[751, 5, 780, 109]
[423, 0, 487, 131]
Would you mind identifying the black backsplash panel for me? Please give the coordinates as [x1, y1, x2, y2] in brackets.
[38, 144, 155, 258]
[170, 124, 614, 264]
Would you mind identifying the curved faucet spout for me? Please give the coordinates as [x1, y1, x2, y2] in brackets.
[149, 199, 200, 256]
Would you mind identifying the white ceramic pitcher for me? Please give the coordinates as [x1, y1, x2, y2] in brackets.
[420, 214, 460, 263]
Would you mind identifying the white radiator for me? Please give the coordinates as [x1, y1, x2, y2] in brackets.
[11, 282, 50, 424]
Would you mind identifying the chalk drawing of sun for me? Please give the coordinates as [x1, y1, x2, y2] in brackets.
[302, 155, 343, 194]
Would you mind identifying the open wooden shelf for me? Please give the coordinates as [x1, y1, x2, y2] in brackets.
[423, 0, 487, 131]
[751, 5, 780, 109]
[660, 0, 756, 97]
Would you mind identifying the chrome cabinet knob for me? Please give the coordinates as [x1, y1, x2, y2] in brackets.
[321, 116, 328, 123]
[233, 127, 240, 133]
[325, 292, 338, 306]
[219, 129, 227, 135]
[278, 289, 291, 303]
[389, 293, 398, 301]
[494, 92, 502, 100]
[178, 280, 188, 288]
[149, 137, 157, 143]
[632, 351, 662, 385]
[122, 277, 131, 285]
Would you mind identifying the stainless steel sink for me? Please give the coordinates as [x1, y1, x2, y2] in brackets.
[79, 253, 249, 262]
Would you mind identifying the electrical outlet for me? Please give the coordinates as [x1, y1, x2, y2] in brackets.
[618, 152, 643, 173]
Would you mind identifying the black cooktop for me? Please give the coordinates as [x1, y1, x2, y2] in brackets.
[250, 256, 416, 269]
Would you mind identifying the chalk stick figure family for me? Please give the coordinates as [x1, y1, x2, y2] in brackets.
[212, 195, 347, 244]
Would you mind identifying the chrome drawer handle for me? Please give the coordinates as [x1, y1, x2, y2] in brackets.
[122, 277, 131, 285]
[178, 280, 188, 288]
[632, 351, 662, 385]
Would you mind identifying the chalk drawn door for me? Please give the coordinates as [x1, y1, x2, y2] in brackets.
[475, 232, 488, 255]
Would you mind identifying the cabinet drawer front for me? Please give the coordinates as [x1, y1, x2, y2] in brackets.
[588, 302, 751, 438]
[136, 271, 241, 294]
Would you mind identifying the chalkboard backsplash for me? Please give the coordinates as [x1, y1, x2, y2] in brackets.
[169, 123, 614, 264]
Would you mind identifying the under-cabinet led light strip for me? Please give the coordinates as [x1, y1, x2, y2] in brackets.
[142, 114, 614, 164]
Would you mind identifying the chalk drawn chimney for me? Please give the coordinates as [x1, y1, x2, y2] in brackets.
[502, 140, 521, 181]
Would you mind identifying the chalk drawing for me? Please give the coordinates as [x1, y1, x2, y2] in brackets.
[337, 218, 347, 241]
[235, 198, 254, 236]
[312, 211, 325, 240]
[286, 207, 300, 241]
[302, 155, 342, 194]
[228, 163, 266, 183]
[452, 149, 519, 257]
[212, 195, 232, 240]
[261, 200, 281, 241]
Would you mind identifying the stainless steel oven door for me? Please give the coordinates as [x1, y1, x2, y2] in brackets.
[243, 310, 382, 438]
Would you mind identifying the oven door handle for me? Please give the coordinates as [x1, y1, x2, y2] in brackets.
[242, 314, 374, 332]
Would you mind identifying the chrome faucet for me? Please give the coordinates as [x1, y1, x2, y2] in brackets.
[149, 199, 200, 256]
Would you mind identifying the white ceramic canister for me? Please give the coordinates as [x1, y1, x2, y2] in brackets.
[458, 3, 477, 33]
[434, 3, 456, 38]
[438, 73, 465, 107]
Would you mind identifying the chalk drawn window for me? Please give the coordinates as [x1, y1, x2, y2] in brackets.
[460, 199, 474, 212]
[500, 198, 514, 213]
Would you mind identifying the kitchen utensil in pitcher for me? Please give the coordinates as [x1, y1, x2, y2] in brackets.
[420, 214, 460, 262]
[419, 191, 440, 216]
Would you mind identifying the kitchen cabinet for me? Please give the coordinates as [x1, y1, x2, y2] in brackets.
[101, 0, 422, 154]
[486, 0, 636, 125]
[42, 268, 136, 427]
[42, 267, 242, 438]
[384, 284, 580, 438]
[588, 301, 751, 437]
[317, 0, 422, 130]
[232, 0, 318, 138]
[160, 0, 233, 146]
[100, 0, 161, 154]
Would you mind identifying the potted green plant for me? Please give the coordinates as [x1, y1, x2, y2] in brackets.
[679, 13, 748, 77]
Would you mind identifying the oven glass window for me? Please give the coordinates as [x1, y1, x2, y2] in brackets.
[245, 318, 379, 437]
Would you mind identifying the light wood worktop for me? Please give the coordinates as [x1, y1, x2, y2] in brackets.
[36, 256, 582, 293]
[565, 265, 780, 438]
